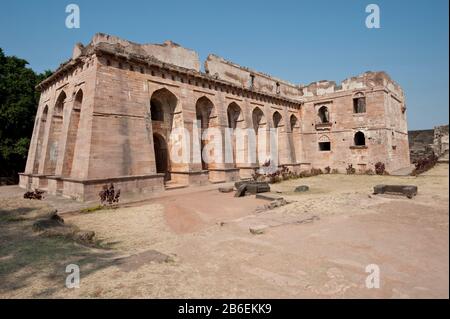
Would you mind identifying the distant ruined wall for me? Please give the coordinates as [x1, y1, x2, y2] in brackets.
[204, 54, 303, 100]
[433, 125, 449, 157]
[408, 125, 449, 162]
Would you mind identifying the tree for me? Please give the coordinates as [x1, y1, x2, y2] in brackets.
[0, 48, 51, 184]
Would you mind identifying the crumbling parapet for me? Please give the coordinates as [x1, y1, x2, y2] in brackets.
[204, 54, 303, 100]
[302, 71, 405, 100]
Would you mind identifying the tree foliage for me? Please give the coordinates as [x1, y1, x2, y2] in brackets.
[0, 48, 51, 183]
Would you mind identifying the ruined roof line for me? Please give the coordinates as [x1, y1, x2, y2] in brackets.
[36, 33, 404, 101]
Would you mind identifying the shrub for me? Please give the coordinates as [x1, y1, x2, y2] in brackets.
[23, 189, 45, 200]
[99, 183, 121, 206]
[331, 169, 339, 174]
[374, 162, 386, 175]
[299, 170, 311, 178]
[365, 168, 375, 175]
[324, 166, 331, 174]
[310, 168, 323, 176]
[412, 153, 438, 175]
[346, 164, 356, 175]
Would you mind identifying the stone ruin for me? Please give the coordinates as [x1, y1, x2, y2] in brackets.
[19, 33, 411, 201]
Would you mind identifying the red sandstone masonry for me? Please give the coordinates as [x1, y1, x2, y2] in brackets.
[19, 33, 410, 201]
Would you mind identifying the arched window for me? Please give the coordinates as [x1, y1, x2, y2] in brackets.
[73, 90, 83, 110]
[150, 88, 178, 123]
[273, 111, 282, 128]
[54, 91, 66, 116]
[252, 107, 265, 132]
[227, 102, 242, 129]
[354, 131, 366, 146]
[290, 115, 298, 132]
[196, 96, 214, 129]
[318, 106, 329, 123]
[353, 92, 366, 113]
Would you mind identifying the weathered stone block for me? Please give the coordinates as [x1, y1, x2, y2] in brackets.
[249, 225, 268, 235]
[218, 186, 234, 193]
[373, 184, 418, 198]
[294, 185, 310, 192]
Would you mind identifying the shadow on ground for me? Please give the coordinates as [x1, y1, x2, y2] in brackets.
[0, 200, 119, 297]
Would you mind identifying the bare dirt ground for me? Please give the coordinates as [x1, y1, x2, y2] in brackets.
[0, 164, 448, 298]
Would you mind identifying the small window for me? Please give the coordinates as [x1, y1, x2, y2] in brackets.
[319, 142, 331, 151]
[354, 131, 366, 146]
[353, 96, 366, 113]
[318, 106, 330, 123]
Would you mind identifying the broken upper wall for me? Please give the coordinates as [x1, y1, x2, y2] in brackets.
[88, 33, 201, 71]
[302, 71, 405, 99]
[204, 54, 303, 100]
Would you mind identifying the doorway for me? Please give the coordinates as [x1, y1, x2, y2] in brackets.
[153, 133, 171, 181]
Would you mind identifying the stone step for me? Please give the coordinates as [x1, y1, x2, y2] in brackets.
[164, 182, 188, 190]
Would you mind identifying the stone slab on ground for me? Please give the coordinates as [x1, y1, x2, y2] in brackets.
[249, 225, 268, 235]
[218, 186, 234, 193]
[373, 184, 418, 198]
[294, 185, 310, 192]
[255, 193, 284, 201]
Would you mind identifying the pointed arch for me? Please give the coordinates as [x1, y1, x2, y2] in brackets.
[252, 107, 268, 165]
[290, 114, 298, 132]
[62, 89, 83, 177]
[196, 96, 214, 129]
[33, 105, 48, 173]
[318, 106, 329, 123]
[227, 102, 243, 129]
[273, 111, 282, 128]
[150, 88, 178, 124]
[149, 88, 181, 180]
[196, 96, 215, 170]
[289, 114, 300, 163]
[44, 90, 67, 175]
[252, 107, 266, 133]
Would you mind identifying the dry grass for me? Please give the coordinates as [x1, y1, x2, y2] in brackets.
[0, 198, 117, 298]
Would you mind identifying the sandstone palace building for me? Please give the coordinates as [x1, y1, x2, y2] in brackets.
[19, 34, 410, 201]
